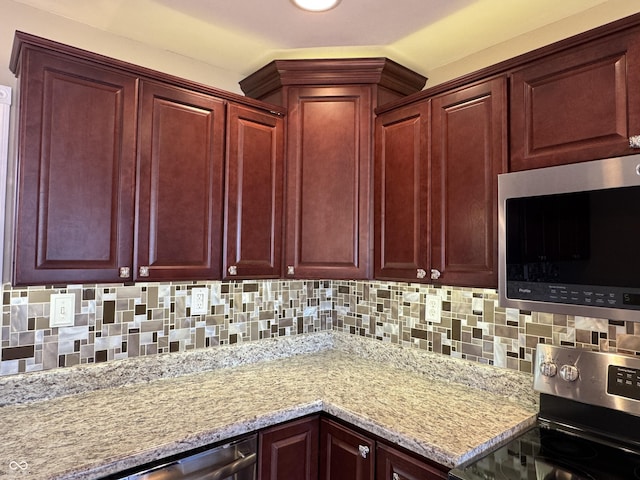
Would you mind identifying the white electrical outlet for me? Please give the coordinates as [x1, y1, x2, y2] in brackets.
[50, 293, 75, 327]
[191, 288, 209, 315]
[426, 294, 441, 323]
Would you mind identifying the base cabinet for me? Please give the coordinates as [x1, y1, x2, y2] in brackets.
[320, 418, 375, 480]
[259, 416, 319, 480]
[376, 443, 448, 480]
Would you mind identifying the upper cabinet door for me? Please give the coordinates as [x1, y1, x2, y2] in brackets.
[374, 101, 430, 282]
[284, 86, 372, 279]
[135, 81, 225, 281]
[431, 76, 507, 288]
[224, 104, 284, 279]
[13, 49, 138, 285]
[510, 31, 640, 171]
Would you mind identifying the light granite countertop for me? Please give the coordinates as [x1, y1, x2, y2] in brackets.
[0, 332, 538, 479]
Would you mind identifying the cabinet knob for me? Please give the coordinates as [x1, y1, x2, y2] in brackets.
[392, 473, 400, 480]
[139, 266, 149, 277]
[629, 135, 640, 148]
[358, 445, 369, 458]
[416, 269, 426, 279]
[287, 265, 295, 275]
[119, 267, 130, 279]
[430, 268, 441, 280]
[228, 265, 237, 276]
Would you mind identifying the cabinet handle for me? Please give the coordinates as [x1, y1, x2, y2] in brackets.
[228, 265, 237, 276]
[430, 268, 441, 280]
[287, 265, 295, 275]
[392, 473, 400, 480]
[139, 266, 150, 277]
[416, 268, 426, 279]
[629, 135, 640, 148]
[358, 445, 370, 458]
[119, 267, 130, 278]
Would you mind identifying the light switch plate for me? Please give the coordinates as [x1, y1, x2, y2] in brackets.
[50, 293, 75, 327]
[191, 288, 209, 315]
[426, 295, 441, 323]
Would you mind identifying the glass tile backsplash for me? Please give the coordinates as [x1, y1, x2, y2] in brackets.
[2, 280, 639, 376]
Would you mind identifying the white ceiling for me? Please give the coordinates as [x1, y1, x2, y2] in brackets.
[8, 0, 626, 81]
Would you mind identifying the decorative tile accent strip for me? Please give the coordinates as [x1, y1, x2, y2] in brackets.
[2, 279, 639, 377]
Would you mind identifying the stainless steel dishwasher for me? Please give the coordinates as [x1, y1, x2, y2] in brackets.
[113, 433, 257, 480]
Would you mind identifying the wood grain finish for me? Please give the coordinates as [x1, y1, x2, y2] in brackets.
[14, 49, 137, 285]
[320, 418, 375, 480]
[374, 101, 430, 282]
[376, 443, 447, 480]
[285, 86, 372, 279]
[259, 416, 319, 480]
[431, 77, 507, 288]
[224, 104, 284, 279]
[510, 30, 640, 170]
[135, 80, 225, 281]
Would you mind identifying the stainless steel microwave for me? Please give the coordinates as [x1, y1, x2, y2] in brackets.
[498, 155, 640, 322]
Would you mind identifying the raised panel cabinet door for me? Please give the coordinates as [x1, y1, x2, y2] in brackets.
[510, 30, 640, 171]
[13, 48, 137, 285]
[374, 100, 430, 282]
[224, 104, 284, 279]
[375, 443, 448, 480]
[259, 416, 319, 480]
[284, 86, 372, 279]
[136, 80, 225, 281]
[431, 76, 507, 288]
[320, 418, 375, 480]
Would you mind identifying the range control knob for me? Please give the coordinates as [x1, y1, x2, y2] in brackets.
[540, 361, 558, 377]
[560, 364, 579, 382]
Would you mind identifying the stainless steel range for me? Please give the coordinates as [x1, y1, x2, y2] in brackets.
[449, 344, 640, 480]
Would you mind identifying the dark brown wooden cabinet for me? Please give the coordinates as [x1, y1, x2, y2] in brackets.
[12, 47, 138, 285]
[510, 29, 640, 171]
[259, 416, 319, 480]
[284, 85, 373, 279]
[374, 101, 431, 282]
[135, 80, 225, 281]
[430, 76, 507, 288]
[376, 443, 447, 480]
[240, 59, 426, 279]
[223, 104, 284, 279]
[10, 32, 287, 286]
[320, 418, 375, 480]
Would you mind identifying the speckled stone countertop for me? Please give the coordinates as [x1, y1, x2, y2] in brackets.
[0, 332, 538, 479]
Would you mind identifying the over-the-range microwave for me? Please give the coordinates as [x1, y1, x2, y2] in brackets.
[498, 154, 640, 322]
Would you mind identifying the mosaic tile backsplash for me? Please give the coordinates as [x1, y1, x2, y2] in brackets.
[2, 280, 640, 376]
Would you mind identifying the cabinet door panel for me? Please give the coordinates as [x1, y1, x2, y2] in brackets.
[136, 81, 225, 281]
[374, 101, 430, 282]
[376, 443, 447, 480]
[14, 49, 137, 285]
[431, 77, 506, 288]
[224, 104, 284, 279]
[285, 86, 371, 279]
[320, 418, 374, 480]
[259, 416, 319, 480]
[510, 31, 640, 170]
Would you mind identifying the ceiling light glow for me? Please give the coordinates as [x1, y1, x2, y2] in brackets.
[291, 0, 341, 12]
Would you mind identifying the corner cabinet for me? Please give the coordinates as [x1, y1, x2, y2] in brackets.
[510, 29, 640, 170]
[240, 59, 427, 279]
[9, 32, 286, 286]
[320, 418, 375, 480]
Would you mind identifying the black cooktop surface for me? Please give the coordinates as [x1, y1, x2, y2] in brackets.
[449, 425, 640, 480]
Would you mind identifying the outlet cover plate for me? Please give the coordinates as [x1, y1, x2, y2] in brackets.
[191, 288, 209, 315]
[426, 294, 441, 323]
[50, 293, 75, 327]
